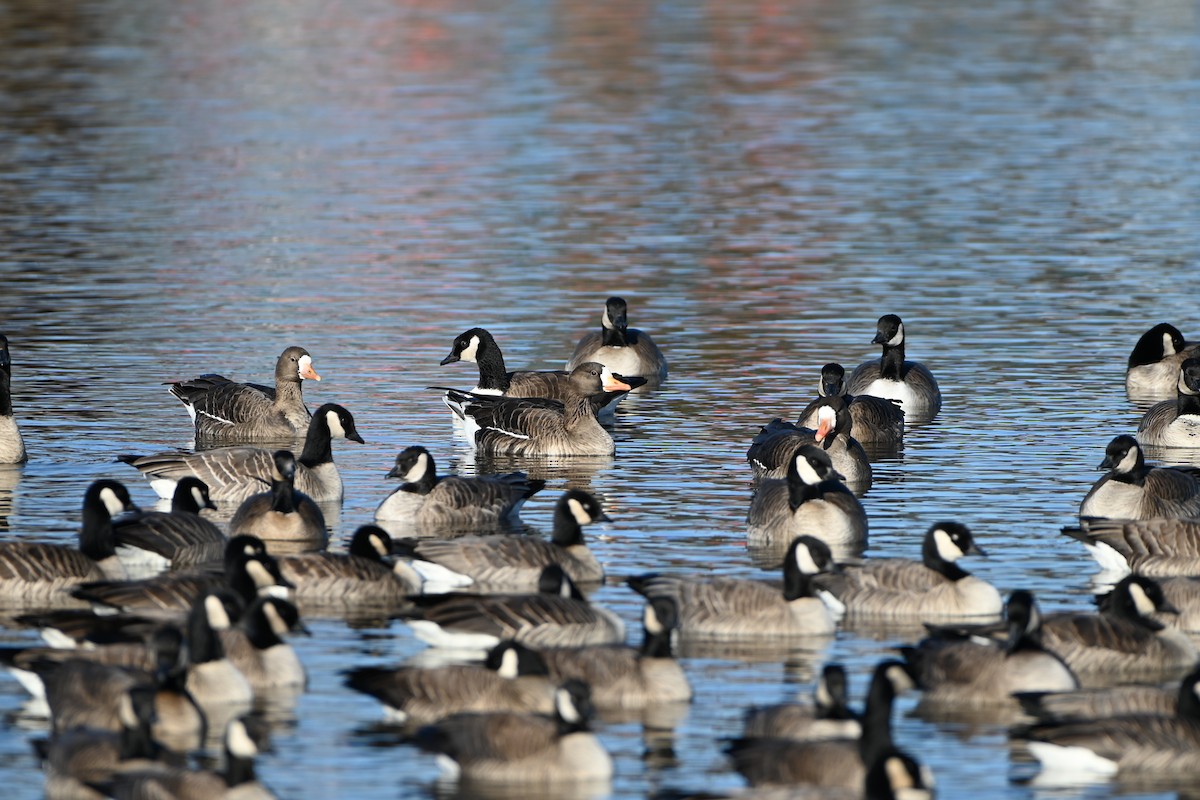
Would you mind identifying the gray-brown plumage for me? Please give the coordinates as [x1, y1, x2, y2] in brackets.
[565, 296, 668, 382]
[373, 446, 543, 533]
[844, 315, 941, 423]
[796, 363, 904, 447]
[228, 450, 327, 547]
[742, 664, 862, 742]
[1078, 435, 1200, 520]
[1016, 684, 1178, 724]
[0, 480, 137, 607]
[112, 477, 225, 579]
[1063, 516, 1200, 576]
[748, 395, 873, 491]
[1137, 356, 1200, 448]
[118, 403, 364, 504]
[275, 525, 419, 613]
[399, 489, 607, 591]
[167, 345, 320, 442]
[1126, 323, 1200, 400]
[0, 333, 27, 464]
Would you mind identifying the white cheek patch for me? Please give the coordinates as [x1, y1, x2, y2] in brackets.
[497, 647, 519, 679]
[226, 719, 258, 759]
[459, 336, 480, 363]
[567, 498, 593, 526]
[933, 528, 962, 562]
[643, 603, 663, 635]
[1116, 447, 1139, 474]
[326, 410, 346, 439]
[263, 602, 289, 637]
[601, 309, 613, 330]
[885, 756, 913, 789]
[1192, 680, 1200, 705]
[1164, 331, 1177, 356]
[191, 487, 207, 509]
[369, 534, 388, 558]
[887, 664, 917, 693]
[886, 323, 905, 347]
[555, 688, 581, 724]
[795, 456, 825, 486]
[793, 542, 822, 575]
[205, 595, 232, 630]
[99, 487, 126, 517]
[118, 693, 138, 728]
[245, 559, 276, 590]
[1128, 582, 1157, 616]
[814, 681, 833, 708]
[404, 452, 429, 484]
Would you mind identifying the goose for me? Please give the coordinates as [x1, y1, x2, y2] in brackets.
[1078, 435, 1200, 520]
[742, 663, 861, 742]
[844, 315, 941, 423]
[0, 479, 136, 606]
[1137, 356, 1200, 448]
[176, 589, 255, 709]
[397, 489, 608, 592]
[627, 536, 839, 640]
[412, 678, 613, 786]
[440, 327, 644, 416]
[1016, 683, 1179, 725]
[275, 525, 420, 613]
[441, 363, 630, 457]
[565, 295, 668, 382]
[812, 522, 1003, 621]
[112, 477, 225, 579]
[374, 445, 544, 533]
[535, 596, 692, 710]
[1062, 516, 1200, 577]
[745, 446, 868, 559]
[343, 640, 556, 724]
[1126, 323, 1200, 400]
[119, 403, 364, 503]
[402, 565, 625, 650]
[218, 596, 308, 691]
[228, 450, 327, 548]
[900, 590, 1079, 709]
[167, 345, 320, 442]
[796, 363, 905, 447]
[724, 660, 916, 791]
[0, 333, 27, 463]
[747, 395, 873, 491]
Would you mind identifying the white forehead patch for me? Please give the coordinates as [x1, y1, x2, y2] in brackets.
[497, 646, 519, 680]
[932, 528, 963, 562]
[555, 688, 581, 723]
[245, 559, 276, 590]
[226, 719, 258, 759]
[326, 409, 347, 439]
[404, 452, 429, 484]
[795, 455, 825, 485]
[793, 541, 822, 575]
[297, 354, 313, 377]
[459, 335, 480, 363]
[99, 487, 126, 517]
[1128, 582, 1156, 616]
[567, 497, 594, 526]
[262, 601, 289, 637]
[205, 595, 232, 630]
[643, 602, 663, 635]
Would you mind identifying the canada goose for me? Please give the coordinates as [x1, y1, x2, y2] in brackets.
[1126, 323, 1200, 400]
[218, 596, 307, 691]
[742, 664, 862, 742]
[747, 395, 873, 491]
[627, 536, 839, 640]
[0, 479, 136, 606]
[119, 403, 364, 503]
[178, 590, 255, 709]
[344, 640, 556, 724]
[813, 522, 1003, 621]
[1137, 357, 1200, 448]
[1018, 666, 1200, 783]
[274, 525, 419, 613]
[535, 596, 692, 710]
[167, 345, 320, 441]
[402, 565, 625, 650]
[900, 590, 1079, 708]
[413, 678, 613, 786]
[441, 363, 630, 457]
[745, 446, 868, 559]
[0, 333, 27, 464]
[228, 450, 327, 548]
[1016, 683, 1179, 725]
[1078, 435, 1200, 520]
[796, 363, 905, 447]
[112, 477, 225, 579]
[724, 660, 916, 790]
[440, 327, 644, 416]
[1062, 516, 1200, 577]
[374, 446, 544, 533]
[844, 315, 941, 423]
[565, 295, 668, 382]
[398, 489, 608, 592]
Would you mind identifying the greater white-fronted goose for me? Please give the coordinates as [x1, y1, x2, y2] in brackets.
[119, 403, 364, 503]
[747, 394, 873, 492]
[1137, 356, 1200, 449]
[112, 476, 225, 579]
[167, 345, 320, 442]
[0, 334, 27, 464]
[228, 450, 327, 548]
[374, 446, 544, 534]
[796, 363, 905, 447]
[275, 525, 420, 615]
[565, 296, 668, 382]
[845, 314, 941, 423]
[742, 663, 861, 742]
[398, 489, 607, 592]
[1078, 435, 1200, 520]
[1062, 517, 1200, 577]
[1126, 323, 1200, 401]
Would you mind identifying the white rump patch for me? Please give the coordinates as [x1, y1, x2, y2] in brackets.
[148, 478, 178, 501]
[411, 560, 473, 591]
[1082, 542, 1132, 575]
[407, 620, 498, 652]
[205, 594, 232, 630]
[932, 528, 963, 562]
[1026, 741, 1118, 784]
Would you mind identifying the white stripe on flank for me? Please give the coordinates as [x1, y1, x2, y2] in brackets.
[485, 425, 530, 440]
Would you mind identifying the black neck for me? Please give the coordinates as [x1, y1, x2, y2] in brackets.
[225, 753, 257, 787]
[79, 501, 118, 561]
[787, 475, 825, 510]
[299, 415, 332, 467]
[639, 626, 673, 659]
[550, 506, 586, 547]
[921, 538, 970, 581]
[270, 476, 298, 514]
[1178, 391, 1200, 417]
[879, 341, 906, 381]
[601, 326, 629, 347]
[857, 666, 898, 768]
[240, 604, 284, 651]
[405, 468, 439, 496]
[0, 369, 12, 416]
[782, 565, 815, 602]
[186, 603, 225, 665]
[474, 340, 511, 392]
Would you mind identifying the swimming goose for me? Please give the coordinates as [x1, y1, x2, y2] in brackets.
[746, 446, 868, 559]
[1062, 516, 1200, 577]
[796, 363, 905, 447]
[402, 565, 625, 650]
[0, 333, 27, 463]
[724, 660, 916, 791]
[275, 525, 420, 614]
[228, 450, 327, 548]
[742, 663, 861, 742]
[112, 477, 225, 579]
[167, 345, 320, 442]
[413, 678, 613, 786]
[1137, 356, 1200, 449]
[565, 295, 668, 382]
[813, 522, 1003, 622]
[844, 315, 941, 423]
[0, 480, 136, 606]
[1016, 683, 1180, 725]
[374, 446, 544, 533]
[344, 640, 556, 724]
[119, 403, 364, 503]
[627, 536, 840, 640]
[1078, 435, 1200, 520]
[1126, 323, 1200, 401]
[218, 596, 308, 691]
[398, 489, 608, 592]
[747, 395, 873, 491]
[441, 363, 629, 457]
[178, 590, 255, 709]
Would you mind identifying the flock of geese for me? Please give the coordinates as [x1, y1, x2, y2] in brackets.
[2, 307, 1200, 799]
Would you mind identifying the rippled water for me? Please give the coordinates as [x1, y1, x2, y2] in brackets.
[2, 0, 1200, 797]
